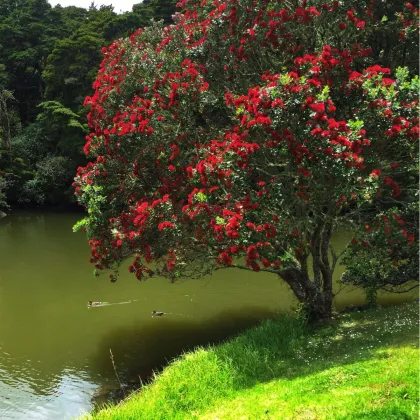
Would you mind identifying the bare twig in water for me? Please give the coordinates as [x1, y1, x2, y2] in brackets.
[110, 349, 125, 396]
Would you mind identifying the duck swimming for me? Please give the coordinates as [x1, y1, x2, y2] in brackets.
[151, 310, 165, 317]
[88, 301, 102, 307]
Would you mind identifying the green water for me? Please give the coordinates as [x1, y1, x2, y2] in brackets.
[0, 212, 416, 419]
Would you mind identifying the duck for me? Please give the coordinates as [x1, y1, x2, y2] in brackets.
[88, 301, 102, 307]
[151, 310, 165, 317]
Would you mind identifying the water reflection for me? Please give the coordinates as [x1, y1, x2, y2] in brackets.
[90, 306, 278, 388]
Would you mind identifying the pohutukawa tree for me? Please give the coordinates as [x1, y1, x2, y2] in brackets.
[74, 0, 419, 320]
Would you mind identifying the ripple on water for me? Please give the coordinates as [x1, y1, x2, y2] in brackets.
[0, 367, 97, 420]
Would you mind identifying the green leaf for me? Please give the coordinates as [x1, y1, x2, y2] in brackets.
[73, 218, 88, 232]
[196, 192, 207, 203]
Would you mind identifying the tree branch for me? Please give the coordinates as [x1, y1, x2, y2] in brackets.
[214, 263, 282, 276]
[381, 284, 419, 294]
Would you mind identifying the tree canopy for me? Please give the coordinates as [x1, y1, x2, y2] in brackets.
[74, 0, 419, 319]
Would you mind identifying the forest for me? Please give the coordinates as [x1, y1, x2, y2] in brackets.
[0, 0, 175, 209]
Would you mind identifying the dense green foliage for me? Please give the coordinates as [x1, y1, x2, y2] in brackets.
[84, 302, 419, 419]
[0, 0, 176, 208]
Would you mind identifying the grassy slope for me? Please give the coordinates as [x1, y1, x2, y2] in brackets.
[85, 302, 419, 420]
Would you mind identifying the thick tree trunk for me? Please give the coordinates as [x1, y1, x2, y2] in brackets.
[306, 288, 333, 321]
[280, 265, 334, 322]
[292, 219, 334, 321]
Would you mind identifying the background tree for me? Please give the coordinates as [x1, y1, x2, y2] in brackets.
[134, 0, 176, 24]
[0, 0, 64, 122]
[8, 101, 87, 204]
[0, 0, 177, 207]
[42, 30, 105, 112]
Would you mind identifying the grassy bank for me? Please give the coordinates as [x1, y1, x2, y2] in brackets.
[84, 302, 419, 419]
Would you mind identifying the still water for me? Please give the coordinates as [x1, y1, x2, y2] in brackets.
[0, 212, 416, 419]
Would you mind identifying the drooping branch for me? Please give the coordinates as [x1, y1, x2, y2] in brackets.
[381, 284, 419, 294]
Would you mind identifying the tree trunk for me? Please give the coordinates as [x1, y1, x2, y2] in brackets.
[305, 287, 333, 321]
[0, 90, 13, 161]
[280, 265, 334, 322]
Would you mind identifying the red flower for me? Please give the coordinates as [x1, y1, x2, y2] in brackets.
[309, 103, 325, 113]
[218, 252, 232, 265]
[158, 222, 175, 231]
[382, 78, 395, 86]
[261, 258, 271, 268]
[298, 168, 312, 177]
[200, 82, 209, 92]
[365, 65, 391, 75]
[390, 125, 402, 135]
[405, 2, 416, 12]
[228, 231, 240, 239]
[246, 245, 259, 260]
[169, 144, 179, 160]
[167, 258, 175, 271]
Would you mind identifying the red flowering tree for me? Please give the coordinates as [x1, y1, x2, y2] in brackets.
[74, 0, 419, 320]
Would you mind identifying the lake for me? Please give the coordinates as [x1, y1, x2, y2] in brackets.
[0, 211, 416, 419]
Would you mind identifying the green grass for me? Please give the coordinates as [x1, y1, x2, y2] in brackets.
[84, 302, 419, 420]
